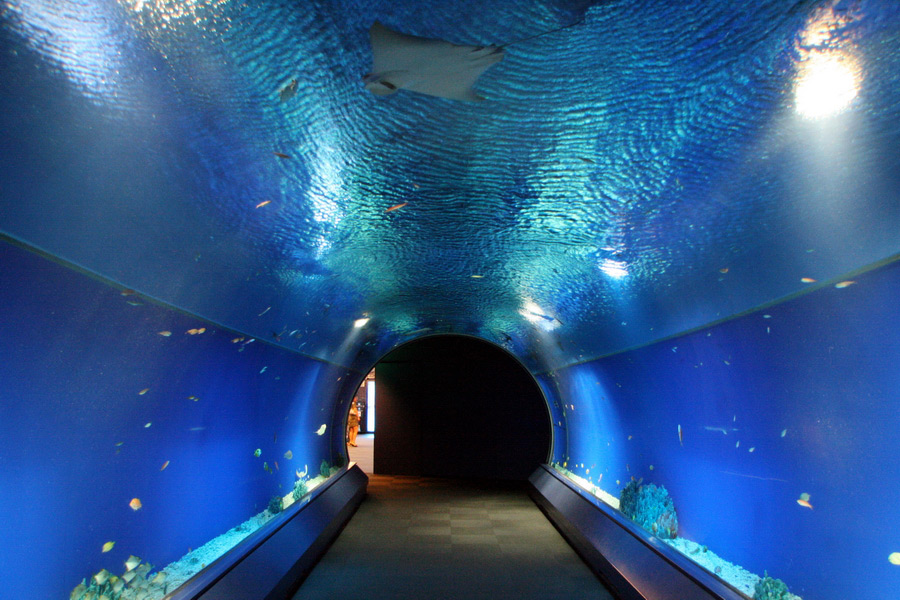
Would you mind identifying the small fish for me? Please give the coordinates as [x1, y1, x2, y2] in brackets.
[749, 447, 755, 453]
[274, 461, 279, 471]
[263, 462, 269, 472]
[888, 552, 900, 566]
[151, 572, 167, 584]
[577, 156, 597, 164]
[255, 200, 272, 209]
[121, 289, 136, 296]
[187, 395, 199, 401]
[102, 541, 116, 553]
[232, 337, 245, 343]
[273, 151, 292, 159]
[160, 460, 169, 471]
[797, 498, 813, 509]
[649, 465, 654, 471]
[260, 366, 268, 374]
[93, 569, 111, 585]
[627, 435, 633, 440]
[719, 268, 729, 274]
[254, 448, 261, 457]
[781, 429, 787, 438]
[126, 299, 143, 306]
[186, 328, 206, 335]
[188, 427, 206, 432]
[470, 275, 484, 278]
[835, 280, 856, 289]
[724, 360, 731, 365]
[386, 202, 408, 212]
[736, 441, 740, 448]
[158, 331, 172, 337]
[616, 480, 620, 485]
[129, 498, 142, 511]
[115, 441, 124, 447]
[801, 277, 816, 283]
[258, 307, 271, 316]
[284, 450, 293, 459]
[297, 464, 308, 479]
[315, 424, 327, 435]
[139, 388, 149, 395]
[763, 314, 772, 319]
[678, 424, 683, 446]
[279, 79, 298, 101]
[144, 422, 152, 428]
[125, 555, 141, 571]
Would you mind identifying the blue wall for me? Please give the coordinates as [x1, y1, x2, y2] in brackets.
[543, 257, 900, 600]
[0, 239, 358, 599]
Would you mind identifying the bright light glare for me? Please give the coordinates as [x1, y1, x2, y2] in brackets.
[519, 301, 560, 331]
[795, 52, 860, 119]
[600, 259, 628, 279]
[353, 317, 370, 328]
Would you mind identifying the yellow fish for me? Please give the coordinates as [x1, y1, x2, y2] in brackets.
[138, 388, 149, 396]
[232, 337, 245, 343]
[800, 277, 816, 283]
[889, 552, 900, 566]
[102, 541, 115, 553]
[835, 280, 856, 289]
[129, 498, 142, 511]
[315, 424, 327, 436]
[158, 331, 172, 337]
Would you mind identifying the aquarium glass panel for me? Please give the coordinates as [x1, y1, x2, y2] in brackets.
[0, 240, 356, 600]
[544, 257, 900, 600]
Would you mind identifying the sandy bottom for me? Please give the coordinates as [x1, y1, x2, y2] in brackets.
[118, 473, 330, 600]
[553, 466, 802, 600]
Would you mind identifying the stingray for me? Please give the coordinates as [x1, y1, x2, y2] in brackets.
[364, 21, 503, 101]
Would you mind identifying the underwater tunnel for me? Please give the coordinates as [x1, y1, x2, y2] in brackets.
[2, 1, 900, 599]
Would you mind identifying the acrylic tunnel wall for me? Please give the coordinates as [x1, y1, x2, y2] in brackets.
[0, 239, 360, 600]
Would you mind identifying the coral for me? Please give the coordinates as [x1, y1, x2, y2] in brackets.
[320, 459, 332, 478]
[292, 477, 309, 501]
[268, 495, 283, 515]
[754, 574, 791, 600]
[618, 479, 678, 539]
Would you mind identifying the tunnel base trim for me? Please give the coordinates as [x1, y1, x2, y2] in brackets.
[169, 464, 368, 600]
[528, 465, 746, 600]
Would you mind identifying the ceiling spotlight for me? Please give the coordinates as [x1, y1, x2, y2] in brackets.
[353, 317, 370, 328]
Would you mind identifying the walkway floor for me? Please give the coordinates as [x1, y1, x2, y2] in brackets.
[292, 473, 614, 600]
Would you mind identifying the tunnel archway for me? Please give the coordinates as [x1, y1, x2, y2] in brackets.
[370, 335, 551, 480]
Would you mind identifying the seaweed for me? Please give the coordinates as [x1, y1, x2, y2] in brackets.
[618, 479, 678, 539]
[754, 574, 791, 600]
[268, 495, 284, 515]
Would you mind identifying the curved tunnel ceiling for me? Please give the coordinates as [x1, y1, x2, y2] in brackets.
[1, 0, 899, 373]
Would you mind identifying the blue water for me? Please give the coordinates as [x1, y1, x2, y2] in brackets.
[1, 0, 900, 598]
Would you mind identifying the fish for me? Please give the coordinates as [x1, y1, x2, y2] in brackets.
[781, 429, 787, 438]
[158, 331, 172, 337]
[577, 156, 597, 164]
[284, 450, 293, 459]
[255, 200, 272, 209]
[678, 424, 683, 446]
[801, 277, 816, 283]
[263, 462, 269, 472]
[649, 465, 654, 471]
[273, 152, 292, 159]
[160, 460, 169, 471]
[121, 289, 136, 296]
[835, 280, 856, 289]
[188, 427, 206, 432]
[93, 569, 111, 585]
[386, 202, 408, 212]
[151, 572, 167, 584]
[139, 388, 149, 395]
[102, 541, 116, 553]
[70, 583, 87, 599]
[232, 337, 245, 343]
[470, 275, 484, 278]
[275, 461, 279, 471]
[797, 498, 813, 509]
[260, 366, 268, 374]
[316, 424, 327, 435]
[144, 422, 152, 428]
[889, 552, 900, 566]
[187, 395, 199, 401]
[749, 447, 755, 453]
[258, 307, 271, 316]
[126, 299, 144, 306]
[719, 268, 729, 274]
[279, 78, 298, 101]
[121, 570, 136, 583]
[129, 498, 142, 511]
[627, 435, 633, 440]
[125, 555, 141, 571]
[704, 426, 731, 435]
[736, 441, 740, 448]
[254, 448, 261, 457]
[297, 464, 308, 479]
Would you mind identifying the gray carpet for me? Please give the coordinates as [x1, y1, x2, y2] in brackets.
[292, 475, 614, 600]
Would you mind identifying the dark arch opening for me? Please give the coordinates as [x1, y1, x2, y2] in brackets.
[371, 335, 551, 481]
